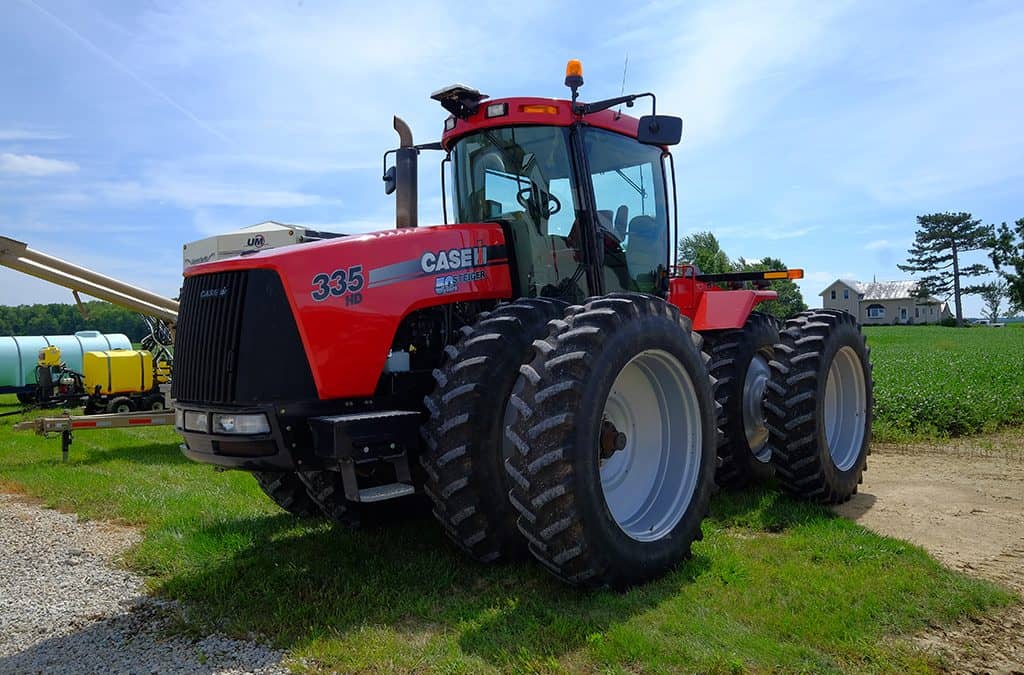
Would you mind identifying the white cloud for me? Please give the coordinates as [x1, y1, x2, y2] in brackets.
[96, 176, 334, 209]
[0, 129, 66, 141]
[864, 239, 892, 250]
[0, 152, 78, 176]
[652, 0, 853, 148]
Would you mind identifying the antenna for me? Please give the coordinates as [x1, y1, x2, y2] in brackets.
[615, 54, 629, 118]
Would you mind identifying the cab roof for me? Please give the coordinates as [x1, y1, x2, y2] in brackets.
[440, 96, 641, 151]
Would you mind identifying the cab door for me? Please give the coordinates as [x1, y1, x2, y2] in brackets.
[582, 128, 671, 294]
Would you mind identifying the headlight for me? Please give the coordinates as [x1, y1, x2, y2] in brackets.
[183, 411, 209, 432]
[212, 413, 270, 435]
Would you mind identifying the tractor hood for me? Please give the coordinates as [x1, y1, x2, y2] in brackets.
[178, 223, 513, 401]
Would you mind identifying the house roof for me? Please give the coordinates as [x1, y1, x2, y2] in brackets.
[820, 278, 943, 303]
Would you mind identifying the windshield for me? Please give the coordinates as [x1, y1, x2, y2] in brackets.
[451, 126, 590, 300]
[452, 126, 576, 236]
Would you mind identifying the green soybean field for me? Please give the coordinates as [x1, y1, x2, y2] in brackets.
[864, 325, 1024, 440]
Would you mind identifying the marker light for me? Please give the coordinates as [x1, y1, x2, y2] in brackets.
[521, 104, 559, 115]
[763, 269, 804, 280]
[444, 116, 456, 131]
[565, 59, 584, 89]
[485, 102, 509, 118]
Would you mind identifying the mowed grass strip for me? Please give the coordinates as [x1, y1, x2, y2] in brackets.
[864, 325, 1024, 441]
[0, 396, 1011, 673]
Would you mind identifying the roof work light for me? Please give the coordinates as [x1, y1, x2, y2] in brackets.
[565, 59, 584, 102]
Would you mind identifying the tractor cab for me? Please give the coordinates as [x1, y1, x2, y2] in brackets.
[420, 62, 682, 303]
[447, 120, 670, 302]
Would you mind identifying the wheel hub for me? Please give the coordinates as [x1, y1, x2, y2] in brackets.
[598, 349, 702, 543]
[742, 354, 772, 463]
[599, 420, 627, 460]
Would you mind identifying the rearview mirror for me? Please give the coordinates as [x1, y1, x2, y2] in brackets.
[383, 165, 397, 195]
[637, 115, 682, 146]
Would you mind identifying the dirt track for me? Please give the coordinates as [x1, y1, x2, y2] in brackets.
[835, 430, 1024, 673]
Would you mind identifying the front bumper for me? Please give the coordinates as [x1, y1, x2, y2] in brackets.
[176, 401, 423, 477]
[177, 402, 305, 471]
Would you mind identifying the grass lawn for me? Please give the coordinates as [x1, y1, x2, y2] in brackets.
[0, 395, 1013, 673]
[864, 325, 1024, 441]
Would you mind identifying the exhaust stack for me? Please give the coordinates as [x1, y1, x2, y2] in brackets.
[392, 116, 417, 228]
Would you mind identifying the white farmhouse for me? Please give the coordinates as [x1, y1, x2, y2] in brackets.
[819, 279, 953, 325]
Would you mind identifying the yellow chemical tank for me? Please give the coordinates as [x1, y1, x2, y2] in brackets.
[83, 350, 154, 395]
[38, 345, 61, 367]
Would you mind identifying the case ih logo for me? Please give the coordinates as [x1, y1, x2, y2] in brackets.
[246, 234, 266, 248]
[420, 245, 487, 273]
[199, 287, 229, 299]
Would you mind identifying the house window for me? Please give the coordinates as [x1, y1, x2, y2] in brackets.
[915, 307, 919, 318]
[830, 290, 837, 300]
[930, 306, 935, 315]
[867, 304, 885, 319]
[900, 307, 908, 321]
[843, 289, 849, 300]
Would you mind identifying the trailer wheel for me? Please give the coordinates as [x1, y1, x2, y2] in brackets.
[16, 392, 35, 405]
[297, 470, 362, 526]
[506, 293, 718, 587]
[421, 298, 567, 563]
[252, 471, 319, 517]
[107, 397, 134, 414]
[701, 312, 780, 487]
[766, 310, 872, 504]
[148, 396, 166, 411]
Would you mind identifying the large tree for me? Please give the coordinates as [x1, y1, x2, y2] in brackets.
[676, 231, 731, 274]
[734, 256, 808, 320]
[897, 212, 993, 326]
[991, 217, 1024, 314]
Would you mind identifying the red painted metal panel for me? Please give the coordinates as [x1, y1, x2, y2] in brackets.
[187, 224, 514, 400]
[441, 97, 641, 149]
[667, 267, 776, 330]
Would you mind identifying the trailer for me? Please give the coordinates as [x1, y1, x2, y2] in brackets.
[13, 407, 175, 461]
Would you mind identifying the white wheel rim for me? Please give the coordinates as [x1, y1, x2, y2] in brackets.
[742, 353, 771, 463]
[824, 346, 868, 471]
[600, 349, 702, 542]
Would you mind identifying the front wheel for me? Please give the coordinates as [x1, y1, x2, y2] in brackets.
[766, 310, 872, 503]
[252, 471, 320, 517]
[506, 293, 718, 587]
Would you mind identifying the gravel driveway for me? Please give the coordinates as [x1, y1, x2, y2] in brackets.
[0, 494, 287, 674]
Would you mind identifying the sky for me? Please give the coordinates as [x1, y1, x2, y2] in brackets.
[1, 0, 1022, 317]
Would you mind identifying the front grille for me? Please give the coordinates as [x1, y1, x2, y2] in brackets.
[173, 271, 248, 403]
[173, 269, 318, 405]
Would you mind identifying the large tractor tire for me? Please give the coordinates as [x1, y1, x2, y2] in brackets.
[702, 312, 780, 487]
[421, 298, 567, 563]
[252, 471, 320, 517]
[506, 293, 719, 587]
[766, 309, 872, 504]
[297, 470, 363, 526]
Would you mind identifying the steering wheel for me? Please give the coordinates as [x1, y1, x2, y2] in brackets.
[517, 187, 561, 217]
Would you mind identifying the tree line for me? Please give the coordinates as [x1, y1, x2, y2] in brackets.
[676, 232, 808, 320]
[899, 212, 1024, 326]
[0, 301, 149, 340]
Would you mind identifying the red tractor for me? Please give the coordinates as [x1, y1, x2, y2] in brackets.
[173, 61, 872, 587]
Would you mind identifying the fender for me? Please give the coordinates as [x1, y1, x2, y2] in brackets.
[668, 273, 776, 331]
[186, 224, 513, 400]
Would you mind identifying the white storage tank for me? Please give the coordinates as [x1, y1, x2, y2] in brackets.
[0, 331, 132, 392]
